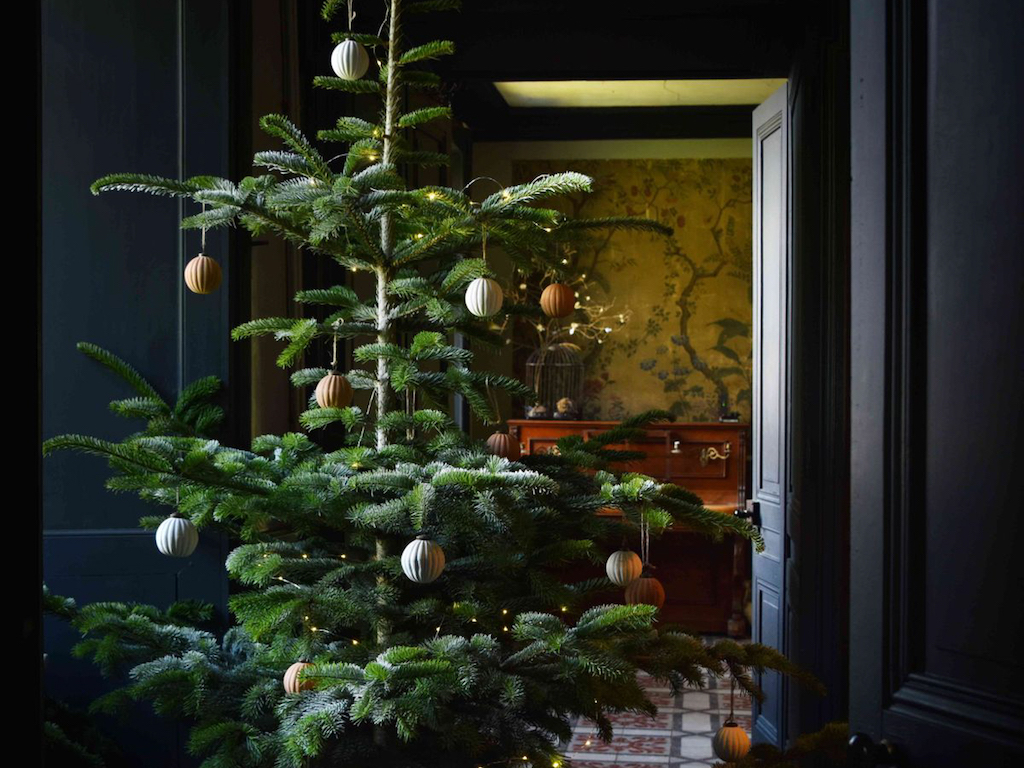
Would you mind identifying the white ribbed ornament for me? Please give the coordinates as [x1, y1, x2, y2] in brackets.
[465, 277, 503, 317]
[155, 514, 199, 558]
[605, 549, 643, 586]
[401, 535, 446, 583]
[283, 661, 315, 694]
[330, 40, 370, 80]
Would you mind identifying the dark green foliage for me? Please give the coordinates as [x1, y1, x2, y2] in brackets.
[44, 1, 816, 766]
[43, 588, 126, 768]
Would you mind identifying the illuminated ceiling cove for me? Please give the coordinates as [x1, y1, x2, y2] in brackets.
[492, 79, 788, 108]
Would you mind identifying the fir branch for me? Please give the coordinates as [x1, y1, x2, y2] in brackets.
[77, 342, 164, 402]
[313, 75, 383, 95]
[258, 114, 333, 181]
[397, 106, 451, 129]
[90, 173, 228, 198]
[480, 172, 593, 210]
[558, 216, 674, 237]
[398, 40, 455, 65]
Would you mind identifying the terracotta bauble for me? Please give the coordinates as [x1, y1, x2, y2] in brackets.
[184, 253, 222, 294]
[624, 569, 666, 609]
[315, 372, 353, 409]
[712, 721, 751, 762]
[485, 431, 521, 460]
[539, 283, 575, 318]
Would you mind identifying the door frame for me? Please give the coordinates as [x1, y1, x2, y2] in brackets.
[785, 0, 852, 741]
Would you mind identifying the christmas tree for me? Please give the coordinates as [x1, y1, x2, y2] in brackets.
[43, 1, 814, 765]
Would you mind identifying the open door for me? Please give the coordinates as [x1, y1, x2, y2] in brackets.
[849, 1, 1024, 765]
[749, 82, 789, 748]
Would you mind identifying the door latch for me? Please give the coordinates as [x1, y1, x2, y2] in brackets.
[734, 499, 761, 529]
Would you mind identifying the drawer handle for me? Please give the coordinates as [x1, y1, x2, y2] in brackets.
[699, 441, 731, 467]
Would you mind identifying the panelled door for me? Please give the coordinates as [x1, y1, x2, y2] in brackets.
[847, 1, 1024, 765]
[750, 82, 790, 748]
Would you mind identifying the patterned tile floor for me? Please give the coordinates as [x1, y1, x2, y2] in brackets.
[561, 665, 752, 767]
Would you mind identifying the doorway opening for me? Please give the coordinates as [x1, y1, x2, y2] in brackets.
[458, 77, 797, 759]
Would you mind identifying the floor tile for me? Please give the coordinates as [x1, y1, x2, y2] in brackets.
[561, 638, 753, 765]
[680, 712, 712, 732]
[676, 735, 714, 759]
[680, 692, 710, 710]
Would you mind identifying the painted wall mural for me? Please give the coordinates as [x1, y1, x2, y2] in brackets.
[512, 157, 753, 423]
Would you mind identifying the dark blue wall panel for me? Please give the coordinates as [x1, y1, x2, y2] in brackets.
[41, 0, 238, 764]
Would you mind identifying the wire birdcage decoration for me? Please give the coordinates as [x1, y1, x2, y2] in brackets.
[524, 343, 584, 419]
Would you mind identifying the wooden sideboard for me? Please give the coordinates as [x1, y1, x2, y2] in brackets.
[508, 420, 751, 635]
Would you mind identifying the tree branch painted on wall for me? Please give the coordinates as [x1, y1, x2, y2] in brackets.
[513, 158, 753, 422]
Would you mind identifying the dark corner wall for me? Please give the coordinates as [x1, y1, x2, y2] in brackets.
[41, 0, 243, 763]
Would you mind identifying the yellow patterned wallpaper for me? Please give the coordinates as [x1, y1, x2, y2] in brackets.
[512, 158, 753, 423]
